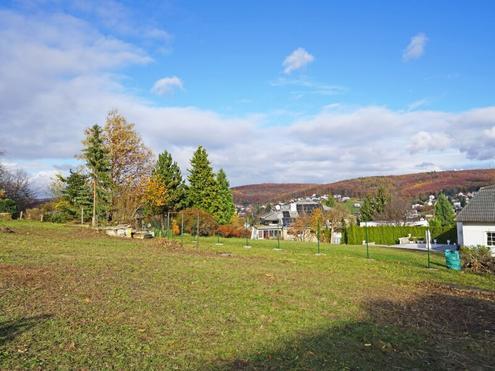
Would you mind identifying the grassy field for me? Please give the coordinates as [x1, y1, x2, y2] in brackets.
[1, 221, 494, 370]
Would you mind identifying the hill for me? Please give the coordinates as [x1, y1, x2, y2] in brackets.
[232, 169, 495, 204]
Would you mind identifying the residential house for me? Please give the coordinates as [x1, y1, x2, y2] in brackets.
[456, 185, 495, 255]
[251, 200, 327, 240]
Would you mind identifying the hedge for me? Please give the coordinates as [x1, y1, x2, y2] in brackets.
[342, 225, 457, 245]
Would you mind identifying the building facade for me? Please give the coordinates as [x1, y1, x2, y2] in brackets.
[456, 185, 495, 255]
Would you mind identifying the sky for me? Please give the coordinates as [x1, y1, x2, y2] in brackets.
[1, 0, 495, 195]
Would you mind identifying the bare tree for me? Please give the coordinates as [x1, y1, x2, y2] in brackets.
[1, 169, 35, 211]
[375, 194, 410, 225]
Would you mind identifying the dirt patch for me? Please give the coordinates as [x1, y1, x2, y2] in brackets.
[0, 264, 54, 289]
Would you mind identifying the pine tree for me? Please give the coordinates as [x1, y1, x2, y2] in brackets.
[81, 124, 111, 227]
[434, 193, 456, 227]
[152, 151, 186, 212]
[187, 146, 218, 216]
[57, 170, 92, 220]
[360, 196, 375, 222]
[215, 169, 235, 224]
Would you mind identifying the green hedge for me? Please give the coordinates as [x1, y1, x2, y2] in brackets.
[342, 225, 456, 245]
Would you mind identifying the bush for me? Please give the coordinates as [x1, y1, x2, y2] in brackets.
[0, 198, 17, 214]
[217, 224, 250, 238]
[44, 212, 68, 223]
[460, 246, 495, 274]
[179, 208, 218, 236]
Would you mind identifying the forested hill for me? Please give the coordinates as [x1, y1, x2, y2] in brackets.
[232, 169, 495, 204]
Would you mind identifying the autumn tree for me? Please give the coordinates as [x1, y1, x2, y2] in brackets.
[152, 150, 186, 213]
[81, 124, 111, 227]
[214, 169, 235, 225]
[143, 175, 168, 216]
[289, 213, 311, 241]
[104, 111, 153, 222]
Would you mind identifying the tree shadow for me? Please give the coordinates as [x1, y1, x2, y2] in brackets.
[208, 284, 495, 370]
[0, 314, 52, 346]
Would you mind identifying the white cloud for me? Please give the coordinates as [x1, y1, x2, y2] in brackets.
[408, 131, 452, 153]
[403, 33, 428, 62]
[151, 76, 183, 95]
[282, 48, 314, 74]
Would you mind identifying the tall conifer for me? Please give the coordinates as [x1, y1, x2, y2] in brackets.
[215, 169, 235, 224]
[81, 124, 111, 227]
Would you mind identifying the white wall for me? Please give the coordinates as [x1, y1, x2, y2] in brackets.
[459, 222, 495, 254]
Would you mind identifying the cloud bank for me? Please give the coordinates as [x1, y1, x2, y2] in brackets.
[0, 9, 494, 195]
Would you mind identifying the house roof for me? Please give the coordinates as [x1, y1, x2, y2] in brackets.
[457, 185, 495, 223]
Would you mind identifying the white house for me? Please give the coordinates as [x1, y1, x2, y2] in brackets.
[456, 185, 495, 255]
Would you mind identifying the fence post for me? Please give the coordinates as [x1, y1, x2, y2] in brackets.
[317, 220, 321, 255]
[365, 221, 370, 259]
[427, 227, 431, 268]
[196, 213, 199, 248]
[181, 212, 184, 247]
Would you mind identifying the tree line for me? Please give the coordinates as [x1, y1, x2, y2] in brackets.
[54, 111, 235, 227]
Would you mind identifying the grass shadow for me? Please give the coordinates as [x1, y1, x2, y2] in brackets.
[208, 284, 495, 370]
[0, 314, 52, 346]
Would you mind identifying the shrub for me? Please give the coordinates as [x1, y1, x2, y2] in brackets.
[45, 211, 68, 223]
[217, 224, 250, 238]
[460, 246, 495, 274]
[179, 208, 217, 236]
[0, 198, 17, 214]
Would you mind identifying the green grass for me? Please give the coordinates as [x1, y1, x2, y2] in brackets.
[1, 221, 494, 369]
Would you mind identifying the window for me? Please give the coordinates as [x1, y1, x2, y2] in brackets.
[487, 232, 495, 246]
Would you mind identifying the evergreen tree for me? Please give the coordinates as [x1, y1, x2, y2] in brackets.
[57, 170, 92, 221]
[433, 193, 456, 227]
[360, 196, 375, 222]
[214, 169, 235, 224]
[187, 146, 218, 216]
[81, 124, 111, 227]
[152, 151, 186, 212]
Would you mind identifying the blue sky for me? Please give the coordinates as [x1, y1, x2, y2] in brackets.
[1, 0, 495, 193]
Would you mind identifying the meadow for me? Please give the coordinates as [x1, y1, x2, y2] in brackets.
[1, 221, 494, 369]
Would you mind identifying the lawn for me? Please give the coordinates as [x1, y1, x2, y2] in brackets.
[1, 221, 494, 369]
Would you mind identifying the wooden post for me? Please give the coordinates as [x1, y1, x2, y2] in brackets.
[92, 178, 97, 228]
[81, 206, 84, 225]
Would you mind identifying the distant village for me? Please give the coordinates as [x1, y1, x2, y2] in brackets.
[236, 190, 477, 242]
